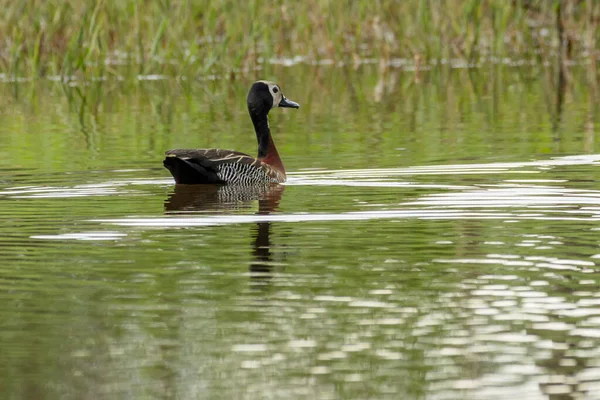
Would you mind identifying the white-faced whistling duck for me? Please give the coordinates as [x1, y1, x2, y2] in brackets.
[163, 80, 299, 185]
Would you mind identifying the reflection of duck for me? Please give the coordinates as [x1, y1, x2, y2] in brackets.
[163, 81, 299, 185]
[164, 184, 285, 278]
[164, 184, 284, 214]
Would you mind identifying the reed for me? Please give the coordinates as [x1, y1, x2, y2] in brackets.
[0, 0, 597, 81]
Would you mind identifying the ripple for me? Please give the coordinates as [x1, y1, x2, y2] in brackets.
[231, 344, 268, 353]
[289, 154, 600, 179]
[30, 232, 127, 241]
[92, 208, 600, 228]
[348, 300, 393, 308]
[0, 177, 169, 199]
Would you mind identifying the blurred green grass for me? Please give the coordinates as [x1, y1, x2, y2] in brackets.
[1, 0, 598, 81]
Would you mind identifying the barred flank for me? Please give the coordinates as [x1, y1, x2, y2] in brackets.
[217, 162, 279, 184]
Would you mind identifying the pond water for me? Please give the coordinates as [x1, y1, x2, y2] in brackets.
[1, 64, 600, 399]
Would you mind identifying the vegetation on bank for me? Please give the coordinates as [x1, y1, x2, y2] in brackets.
[1, 0, 598, 81]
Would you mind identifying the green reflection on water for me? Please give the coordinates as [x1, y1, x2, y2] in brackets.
[1, 64, 597, 175]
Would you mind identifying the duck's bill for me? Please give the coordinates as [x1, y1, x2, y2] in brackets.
[279, 97, 300, 109]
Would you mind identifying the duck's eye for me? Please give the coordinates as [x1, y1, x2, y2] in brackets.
[273, 87, 279, 93]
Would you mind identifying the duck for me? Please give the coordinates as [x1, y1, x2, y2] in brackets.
[163, 80, 299, 185]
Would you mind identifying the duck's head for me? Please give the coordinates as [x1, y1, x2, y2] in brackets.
[247, 80, 299, 115]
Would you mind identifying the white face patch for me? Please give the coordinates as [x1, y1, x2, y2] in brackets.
[267, 83, 283, 108]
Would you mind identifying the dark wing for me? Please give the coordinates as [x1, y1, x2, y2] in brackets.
[164, 148, 283, 185]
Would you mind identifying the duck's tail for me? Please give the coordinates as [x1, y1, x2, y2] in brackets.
[163, 155, 224, 184]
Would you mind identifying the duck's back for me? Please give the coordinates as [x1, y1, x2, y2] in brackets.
[164, 149, 285, 185]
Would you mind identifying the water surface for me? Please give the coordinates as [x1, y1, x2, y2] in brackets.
[1, 65, 600, 399]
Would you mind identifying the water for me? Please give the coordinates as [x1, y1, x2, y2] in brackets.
[1, 65, 600, 399]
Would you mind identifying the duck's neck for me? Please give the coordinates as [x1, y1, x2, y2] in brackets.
[251, 112, 286, 175]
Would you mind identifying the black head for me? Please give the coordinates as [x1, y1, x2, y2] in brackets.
[247, 81, 299, 115]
